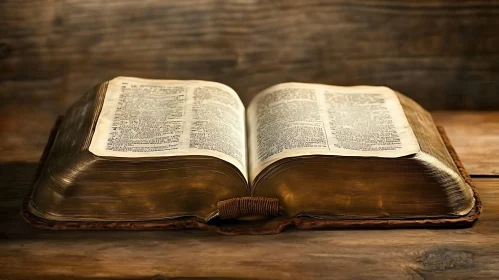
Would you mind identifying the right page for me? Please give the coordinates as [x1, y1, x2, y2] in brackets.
[247, 83, 421, 182]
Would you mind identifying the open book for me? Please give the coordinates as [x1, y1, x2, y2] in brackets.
[24, 77, 480, 233]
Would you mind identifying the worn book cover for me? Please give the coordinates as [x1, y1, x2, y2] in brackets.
[23, 77, 481, 234]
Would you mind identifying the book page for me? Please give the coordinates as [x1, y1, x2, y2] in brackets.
[89, 77, 247, 180]
[247, 83, 420, 181]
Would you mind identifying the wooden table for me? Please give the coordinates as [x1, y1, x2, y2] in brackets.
[0, 111, 498, 279]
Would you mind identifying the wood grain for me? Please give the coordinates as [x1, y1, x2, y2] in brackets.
[0, 107, 499, 278]
[1, 0, 499, 117]
[3, 108, 498, 175]
[433, 111, 499, 175]
[2, 1, 499, 276]
[0, 165, 498, 279]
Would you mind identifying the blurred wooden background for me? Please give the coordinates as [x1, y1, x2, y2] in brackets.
[1, 3, 499, 277]
[1, 0, 499, 117]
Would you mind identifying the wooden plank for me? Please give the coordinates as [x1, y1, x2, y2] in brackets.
[1, 0, 499, 112]
[0, 109, 497, 278]
[0, 169, 497, 279]
[433, 111, 499, 176]
[2, 110, 498, 175]
[0, 104, 56, 162]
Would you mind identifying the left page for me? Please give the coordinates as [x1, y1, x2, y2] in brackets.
[89, 76, 247, 180]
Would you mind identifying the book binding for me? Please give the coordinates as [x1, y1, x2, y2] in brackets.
[21, 117, 482, 235]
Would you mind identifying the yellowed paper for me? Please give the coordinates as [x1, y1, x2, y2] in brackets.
[89, 77, 248, 180]
[247, 83, 420, 181]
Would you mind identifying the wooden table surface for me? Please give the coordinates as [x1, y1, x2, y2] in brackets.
[0, 111, 498, 279]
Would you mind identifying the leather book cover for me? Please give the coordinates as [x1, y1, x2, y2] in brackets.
[22, 117, 481, 235]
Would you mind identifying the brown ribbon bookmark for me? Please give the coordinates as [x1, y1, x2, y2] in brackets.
[217, 197, 279, 219]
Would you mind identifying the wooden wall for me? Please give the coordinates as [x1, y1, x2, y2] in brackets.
[1, 0, 499, 116]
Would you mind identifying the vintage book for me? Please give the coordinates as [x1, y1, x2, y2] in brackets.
[23, 77, 481, 234]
